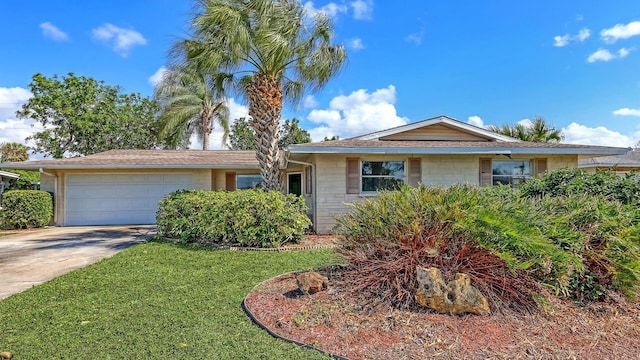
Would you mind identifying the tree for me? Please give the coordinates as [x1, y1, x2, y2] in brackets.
[228, 117, 311, 150]
[16, 73, 161, 158]
[323, 135, 340, 141]
[154, 64, 230, 150]
[228, 117, 255, 150]
[0, 142, 29, 162]
[488, 116, 564, 143]
[181, 0, 346, 190]
[278, 118, 312, 149]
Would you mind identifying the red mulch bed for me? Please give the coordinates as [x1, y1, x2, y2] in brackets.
[245, 267, 640, 359]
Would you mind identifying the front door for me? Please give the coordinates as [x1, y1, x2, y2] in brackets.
[288, 173, 302, 196]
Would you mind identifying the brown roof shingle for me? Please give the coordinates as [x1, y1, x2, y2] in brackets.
[2, 149, 261, 170]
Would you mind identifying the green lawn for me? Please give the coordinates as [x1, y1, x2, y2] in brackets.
[0, 240, 338, 359]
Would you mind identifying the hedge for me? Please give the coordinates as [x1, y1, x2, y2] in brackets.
[156, 189, 311, 248]
[1, 190, 53, 228]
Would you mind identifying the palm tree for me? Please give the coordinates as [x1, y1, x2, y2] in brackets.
[154, 64, 230, 150]
[0, 142, 29, 162]
[488, 117, 564, 143]
[527, 116, 564, 143]
[179, 0, 346, 190]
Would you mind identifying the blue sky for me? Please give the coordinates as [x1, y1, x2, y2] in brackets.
[1, 0, 640, 152]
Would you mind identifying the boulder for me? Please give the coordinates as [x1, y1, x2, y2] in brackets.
[415, 267, 490, 316]
[296, 271, 329, 295]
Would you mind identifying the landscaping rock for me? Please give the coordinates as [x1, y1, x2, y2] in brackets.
[296, 271, 329, 295]
[415, 267, 490, 315]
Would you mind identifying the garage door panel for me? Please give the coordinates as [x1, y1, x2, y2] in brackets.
[65, 174, 193, 225]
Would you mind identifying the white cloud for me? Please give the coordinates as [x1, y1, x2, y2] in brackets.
[467, 115, 485, 128]
[0, 118, 43, 146]
[0, 87, 32, 120]
[92, 23, 147, 57]
[148, 66, 167, 87]
[553, 28, 590, 47]
[405, 30, 424, 45]
[553, 34, 570, 47]
[587, 47, 633, 63]
[613, 107, 640, 117]
[350, 0, 373, 20]
[587, 48, 614, 62]
[306, 85, 408, 140]
[562, 122, 634, 147]
[303, 95, 319, 109]
[39, 22, 69, 41]
[347, 37, 365, 51]
[601, 21, 640, 43]
[303, 1, 348, 18]
[618, 47, 632, 58]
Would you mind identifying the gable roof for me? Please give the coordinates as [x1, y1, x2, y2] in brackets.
[579, 150, 640, 168]
[348, 115, 520, 142]
[1, 149, 262, 170]
[288, 115, 628, 156]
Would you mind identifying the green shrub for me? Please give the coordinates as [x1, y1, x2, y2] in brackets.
[336, 185, 539, 311]
[1, 190, 52, 228]
[520, 168, 640, 207]
[2, 169, 40, 190]
[335, 183, 640, 308]
[156, 189, 311, 248]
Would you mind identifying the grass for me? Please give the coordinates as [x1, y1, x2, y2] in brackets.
[0, 240, 339, 359]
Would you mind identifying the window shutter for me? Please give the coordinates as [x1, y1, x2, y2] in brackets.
[535, 158, 548, 178]
[346, 158, 360, 194]
[408, 158, 422, 187]
[479, 158, 492, 187]
[225, 172, 236, 191]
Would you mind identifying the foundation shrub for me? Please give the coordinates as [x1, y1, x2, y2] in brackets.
[1, 190, 52, 228]
[156, 189, 310, 247]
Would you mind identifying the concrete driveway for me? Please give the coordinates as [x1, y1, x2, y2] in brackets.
[0, 225, 156, 300]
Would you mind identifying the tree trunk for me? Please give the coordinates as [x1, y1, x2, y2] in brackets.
[248, 73, 283, 191]
[202, 103, 212, 150]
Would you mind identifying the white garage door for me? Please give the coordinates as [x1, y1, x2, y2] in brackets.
[65, 173, 193, 226]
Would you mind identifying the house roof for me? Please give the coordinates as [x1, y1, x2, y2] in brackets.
[288, 116, 627, 156]
[348, 115, 520, 142]
[578, 150, 640, 168]
[0, 170, 20, 179]
[1, 149, 261, 170]
[288, 140, 628, 155]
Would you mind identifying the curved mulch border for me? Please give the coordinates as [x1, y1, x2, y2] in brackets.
[242, 272, 350, 360]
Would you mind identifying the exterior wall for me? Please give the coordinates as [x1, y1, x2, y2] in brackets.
[40, 173, 55, 192]
[380, 124, 487, 141]
[312, 153, 578, 234]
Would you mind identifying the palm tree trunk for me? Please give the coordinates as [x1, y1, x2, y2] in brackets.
[248, 74, 283, 191]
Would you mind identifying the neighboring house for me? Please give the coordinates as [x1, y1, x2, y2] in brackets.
[3, 116, 628, 233]
[578, 149, 640, 173]
[0, 170, 20, 209]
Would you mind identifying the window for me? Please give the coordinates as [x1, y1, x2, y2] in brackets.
[492, 160, 531, 186]
[305, 166, 312, 194]
[236, 174, 262, 190]
[361, 161, 405, 192]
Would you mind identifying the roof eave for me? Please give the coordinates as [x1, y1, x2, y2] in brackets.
[2, 164, 261, 170]
[289, 146, 628, 156]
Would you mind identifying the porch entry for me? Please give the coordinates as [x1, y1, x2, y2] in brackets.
[288, 172, 302, 196]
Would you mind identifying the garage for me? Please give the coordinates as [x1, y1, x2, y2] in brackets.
[65, 173, 193, 226]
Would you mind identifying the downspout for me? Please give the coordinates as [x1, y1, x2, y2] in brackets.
[284, 155, 317, 234]
[39, 168, 58, 225]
